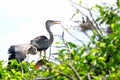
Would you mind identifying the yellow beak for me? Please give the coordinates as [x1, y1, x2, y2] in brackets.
[53, 21, 61, 24]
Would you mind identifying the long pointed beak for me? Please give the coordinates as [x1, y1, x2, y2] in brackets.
[53, 21, 61, 24]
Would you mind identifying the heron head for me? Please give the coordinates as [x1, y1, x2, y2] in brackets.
[28, 45, 37, 55]
[46, 20, 61, 26]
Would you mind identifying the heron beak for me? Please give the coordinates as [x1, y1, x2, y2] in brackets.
[53, 21, 61, 24]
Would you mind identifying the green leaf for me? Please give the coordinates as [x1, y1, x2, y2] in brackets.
[96, 17, 102, 22]
[67, 42, 77, 48]
[11, 69, 16, 74]
[79, 47, 85, 56]
[55, 41, 63, 44]
[116, 0, 120, 8]
[74, 55, 80, 61]
[91, 48, 98, 53]
[79, 0, 82, 4]
[98, 57, 106, 61]
[59, 49, 67, 53]
[99, 43, 106, 47]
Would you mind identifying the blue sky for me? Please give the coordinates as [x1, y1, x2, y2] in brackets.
[0, 0, 115, 61]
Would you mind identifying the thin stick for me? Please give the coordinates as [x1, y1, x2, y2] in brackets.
[48, 46, 52, 61]
[60, 24, 85, 44]
[69, 0, 103, 38]
[87, 73, 91, 80]
[68, 63, 82, 80]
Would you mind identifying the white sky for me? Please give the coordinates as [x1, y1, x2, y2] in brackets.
[0, 0, 75, 61]
[0, 0, 115, 61]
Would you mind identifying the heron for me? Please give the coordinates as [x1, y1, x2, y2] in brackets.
[106, 26, 113, 34]
[35, 59, 48, 69]
[30, 20, 61, 57]
[80, 17, 94, 31]
[8, 44, 37, 64]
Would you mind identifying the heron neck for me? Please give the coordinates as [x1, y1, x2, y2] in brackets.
[46, 25, 54, 47]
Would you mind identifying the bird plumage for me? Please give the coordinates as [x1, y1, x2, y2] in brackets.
[30, 36, 48, 51]
[8, 44, 37, 63]
[80, 17, 94, 31]
[35, 59, 48, 69]
[30, 20, 61, 57]
[82, 17, 85, 23]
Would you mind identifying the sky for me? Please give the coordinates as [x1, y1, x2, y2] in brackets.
[0, 0, 75, 61]
[0, 0, 115, 62]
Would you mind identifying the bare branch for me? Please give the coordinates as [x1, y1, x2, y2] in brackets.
[71, 4, 87, 16]
[69, 0, 88, 10]
[48, 46, 52, 61]
[87, 9, 103, 36]
[33, 75, 58, 80]
[19, 61, 26, 79]
[69, 0, 103, 38]
[60, 24, 85, 44]
[33, 70, 74, 80]
[68, 63, 82, 80]
[58, 71, 74, 80]
[87, 73, 91, 80]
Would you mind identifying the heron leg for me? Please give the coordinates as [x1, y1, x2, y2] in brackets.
[44, 50, 46, 59]
[39, 51, 42, 57]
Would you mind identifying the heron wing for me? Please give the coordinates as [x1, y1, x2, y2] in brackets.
[15, 52, 26, 61]
[8, 44, 31, 54]
[30, 36, 49, 49]
[8, 45, 16, 53]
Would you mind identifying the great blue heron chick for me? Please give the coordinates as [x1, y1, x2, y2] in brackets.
[80, 17, 94, 31]
[82, 17, 85, 23]
[35, 59, 48, 69]
[106, 26, 113, 34]
[8, 44, 37, 64]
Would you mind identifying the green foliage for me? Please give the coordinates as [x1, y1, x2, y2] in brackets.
[95, 2, 120, 33]
[116, 0, 120, 8]
[0, 0, 120, 79]
[0, 60, 37, 80]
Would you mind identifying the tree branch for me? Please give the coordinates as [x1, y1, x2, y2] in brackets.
[60, 24, 85, 44]
[33, 70, 74, 80]
[69, 0, 88, 10]
[58, 71, 74, 80]
[69, 0, 103, 38]
[87, 73, 91, 80]
[68, 63, 82, 80]
[87, 9, 103, 36]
